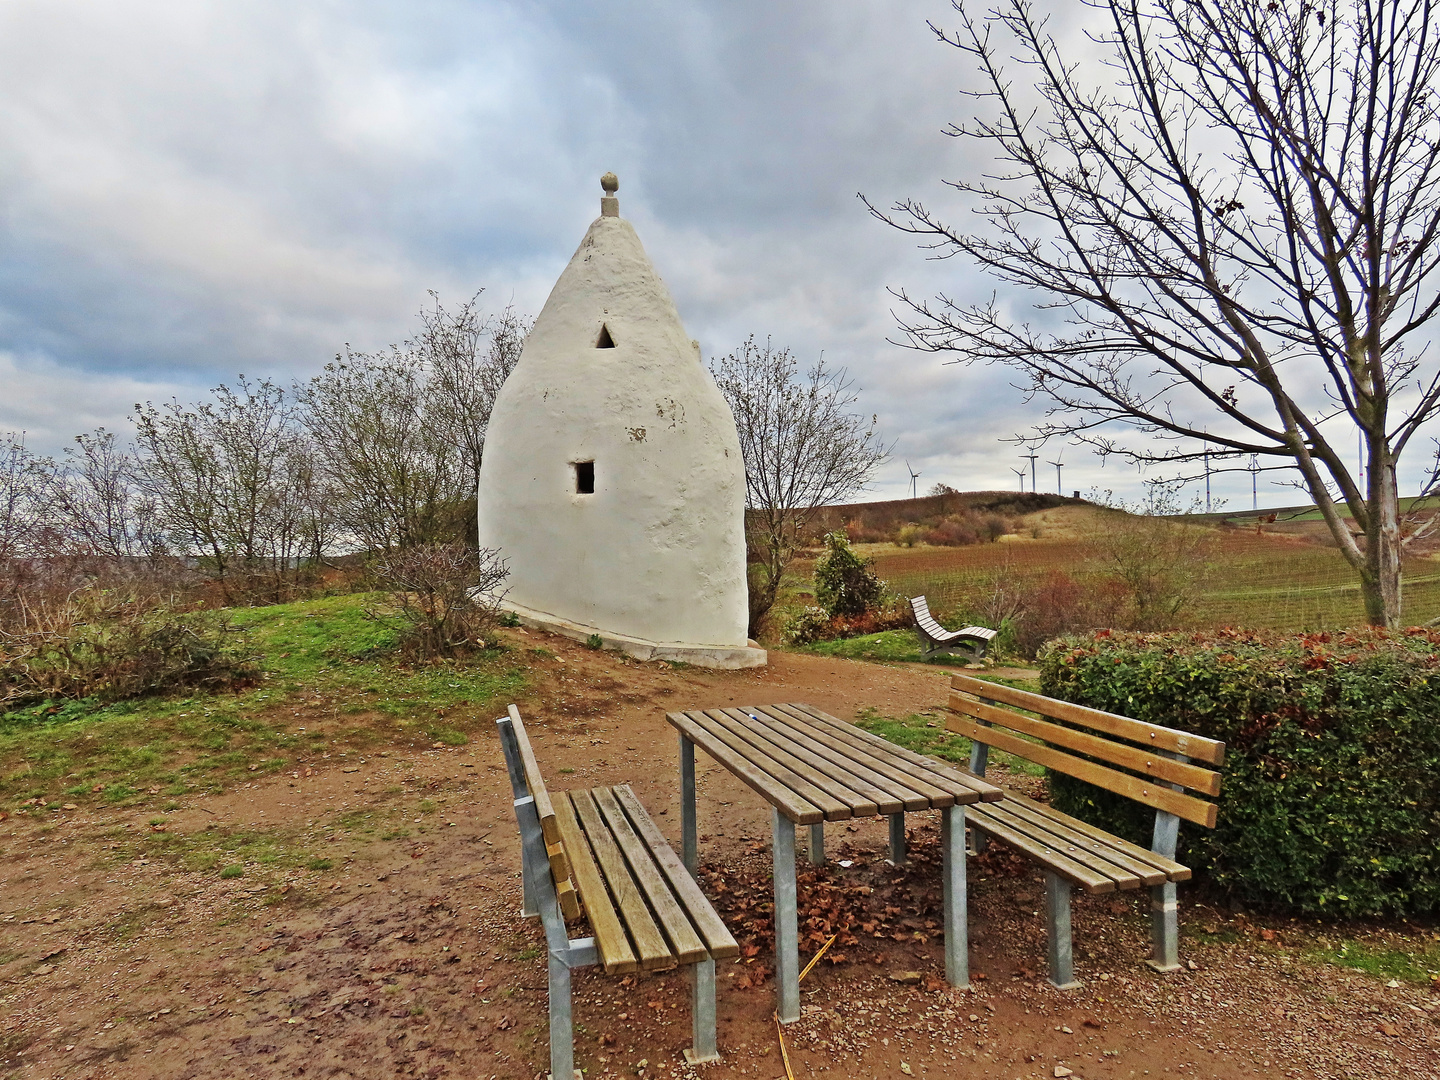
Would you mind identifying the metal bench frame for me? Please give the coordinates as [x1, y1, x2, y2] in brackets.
[910, 595, 997, 658]
[498, 712, 719, 1080]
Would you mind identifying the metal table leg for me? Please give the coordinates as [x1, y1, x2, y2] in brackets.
[772, 809, 799, 1023]
[808, 822, 824, 865]
[941, 804, 969, 988]
[887, 812, 907, 866]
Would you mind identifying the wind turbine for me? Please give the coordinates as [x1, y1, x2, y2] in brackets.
[906, 460, 921, 500]
[1011, 466, 1027, 493]
[1047, 456, 1065, 494]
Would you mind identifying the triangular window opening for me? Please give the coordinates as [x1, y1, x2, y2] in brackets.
[595, 323, 615, 348]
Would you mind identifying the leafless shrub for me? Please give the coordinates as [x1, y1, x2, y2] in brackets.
[368, 543, 509, 660]
[0, 589, 259, 708]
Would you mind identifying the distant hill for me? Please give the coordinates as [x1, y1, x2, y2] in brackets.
[808, 490, 1088, 546]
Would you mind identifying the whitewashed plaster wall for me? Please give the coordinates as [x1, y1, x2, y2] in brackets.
[476, 193, 751, 651]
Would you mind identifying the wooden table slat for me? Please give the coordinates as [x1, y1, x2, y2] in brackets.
[683, 710, 854, 822]
[760, 705, 957, 807]
[740, 708, 928, 812]
[666, 711, 825, 825]
[704, 709, 879, 816]
[787, 703, 1003, 802]
[721, 708, 906, 816]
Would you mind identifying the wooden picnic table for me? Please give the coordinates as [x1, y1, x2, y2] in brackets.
[666, 702, 1003, 1022]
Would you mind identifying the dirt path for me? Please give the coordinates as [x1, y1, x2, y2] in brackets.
[0, 635, 1434, 1080]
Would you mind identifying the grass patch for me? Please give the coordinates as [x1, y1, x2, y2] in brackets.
[1304, 937, 1440, 985]
[219, 864, 244, 879]
[794, 629, 981, 666]
[0, 593, 529, 809]
[853, 706, 1045, 777]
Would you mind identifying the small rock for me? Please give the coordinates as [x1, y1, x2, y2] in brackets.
[1054, 1068, 1073, 1078]
[1186, 959, 1199, 970]
[1061, 1025, 1074, 1034]
[889, 970, 923, 985]
[29, 964, 54, 976]
[62, 803, 78, 811]
[900, 1064, 914, 1076]
[1386, 979, 1401, 988]
[1377, 1022, 1400, 1037]
[342, 767, 360, 774]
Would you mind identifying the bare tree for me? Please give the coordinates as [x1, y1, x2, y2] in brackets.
[0, 433, 55, 563]
[711, 336, 889, 635]
[300, 292, 528, 553]
[869, 0, 1440, 627]
[298, 347, 464, 552]
[134, 377, 316, 600]
[54, 428, 162, 561]
[420, 291, 530, 500]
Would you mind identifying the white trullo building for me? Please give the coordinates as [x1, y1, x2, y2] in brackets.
[476, 175, 763, 668]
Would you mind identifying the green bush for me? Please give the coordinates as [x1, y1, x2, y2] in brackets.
[813, 532, 884, 618]
[1038, 628, 1440, 917]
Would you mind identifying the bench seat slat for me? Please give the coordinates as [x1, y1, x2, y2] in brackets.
[611, 785, 740, 960]
[763, 705, 956, 806]
[569, 789, 676, 971]
[950, 673, 1225, 766]
[784, 704, 1002, 802]
[682, 710, 855, 821]
[706, 709, 880, 816]
[552, 794, 638, 974]
[947, 713, 1219, 828]
[591, 786, 709, 966]
[950, 692, 1223, 796]
[996, 789, 1191, 882]
[968, 801, 1151, 890]
[727, 710, 908, 815]
[667, 712, 826, 824]
[965, 808, 1118, 893]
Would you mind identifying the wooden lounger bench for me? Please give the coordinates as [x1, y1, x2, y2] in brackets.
[497, 706, 738, 1079]
[911, 595, 998, 658]
[946, 673, 1224, 989]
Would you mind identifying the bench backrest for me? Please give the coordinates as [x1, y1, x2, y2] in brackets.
[948, 673, 1224, 829]
[497, 704, 583, 920]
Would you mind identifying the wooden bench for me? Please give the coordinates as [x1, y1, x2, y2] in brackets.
[497, 706, 739, 1078]
[911, 596, 998, 658]
[946, 673, 1224, 989]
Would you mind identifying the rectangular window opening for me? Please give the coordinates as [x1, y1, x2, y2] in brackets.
[574, 460, 595, 494]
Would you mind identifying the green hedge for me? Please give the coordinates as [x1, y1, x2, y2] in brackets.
[1038, 628, 1440, 917]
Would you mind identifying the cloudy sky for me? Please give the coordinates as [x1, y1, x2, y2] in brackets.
[0, 0, 1418, 508]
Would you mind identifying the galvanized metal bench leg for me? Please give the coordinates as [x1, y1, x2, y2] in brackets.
[1044, 871, 1081, 990]
[1148, 881, 1180, 972]
[685, 956, 720, 1064]
[967, 740, 990, 854]
[680, 733, 698, 876]
[1147, 809, 1181, 973]
[887, 813, 906, 866]
[941, 805, 969, 988]
[808, 822, 824, 865]
[772, 809, 800, 1024]
[547, 950, 581, 1080]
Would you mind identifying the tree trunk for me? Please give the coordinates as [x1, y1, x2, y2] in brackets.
[1360, 456, 1403, 628]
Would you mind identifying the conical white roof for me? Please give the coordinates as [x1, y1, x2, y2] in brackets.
[476, 179, 752, 657]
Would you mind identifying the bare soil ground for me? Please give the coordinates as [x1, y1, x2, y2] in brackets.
[1, 634, 1435, 1080]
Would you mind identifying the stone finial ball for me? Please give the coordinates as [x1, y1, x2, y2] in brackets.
[600, 172, 619, 194]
